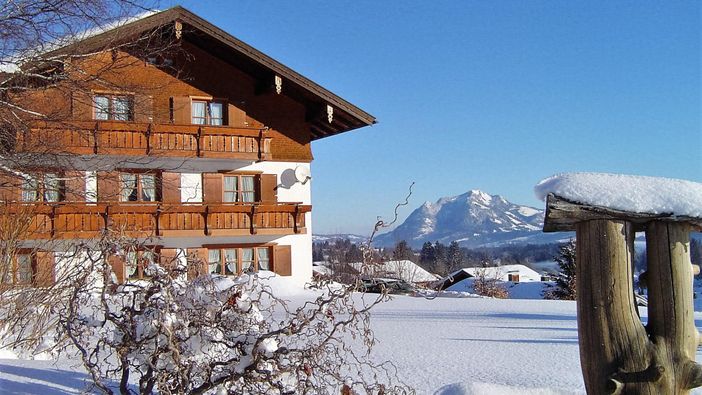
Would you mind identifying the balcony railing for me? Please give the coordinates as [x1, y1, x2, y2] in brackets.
[0, 202, 310, 239]
[15, 121, 272, 161]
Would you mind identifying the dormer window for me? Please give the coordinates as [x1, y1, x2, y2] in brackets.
[94, 94, 133, 121]
[192, 100, 223, 126]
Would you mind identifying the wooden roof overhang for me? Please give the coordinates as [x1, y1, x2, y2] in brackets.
[542, 193, 702, 233]
[42, 6, 376, 140]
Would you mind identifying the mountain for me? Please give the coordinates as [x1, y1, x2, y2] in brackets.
[373, 189, 571, 248]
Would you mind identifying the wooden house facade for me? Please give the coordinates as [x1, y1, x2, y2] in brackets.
[0, 7, 374, 286]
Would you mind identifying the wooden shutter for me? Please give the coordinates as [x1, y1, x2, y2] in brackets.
[133, 94, 154, 122]
[227, 103, 247, 127]
[186, 248, 208, 280]
[72, 90, 93, 120]
[273, 245, 291, 276]
[161, 172, 181, 203]
[159, 248, 179, 272]
[108, 254, 125, 283]
[34, 252, 54, 287]
[170, 96, 191, 124]
[202, 173, 222, 203]
[259, 174, 278, 203]
[0, 173, 20, 201]
[97, 171, 120, 202]
[64, 171, 86, 202]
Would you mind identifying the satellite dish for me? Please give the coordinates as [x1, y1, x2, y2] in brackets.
[294, 166, 312, 184]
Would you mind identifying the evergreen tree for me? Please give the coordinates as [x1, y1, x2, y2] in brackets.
[392, 240, 414, 261]
[545, 239, 577, 300]
[447, 241, 464, 271]
[419, 242, 435, 265]
[433, 241, 448, 275]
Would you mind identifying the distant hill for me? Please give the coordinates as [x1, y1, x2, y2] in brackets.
[373, 189, 571, 248]
[312, 233, 369, 245]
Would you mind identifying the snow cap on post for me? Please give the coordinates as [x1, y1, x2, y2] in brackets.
[534, 172, 702, 232]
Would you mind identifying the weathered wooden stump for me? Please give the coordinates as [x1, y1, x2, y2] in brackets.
[544, 194, 702, 394]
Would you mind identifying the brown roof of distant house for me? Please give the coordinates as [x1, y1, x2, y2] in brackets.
[48, 6, 376, 140]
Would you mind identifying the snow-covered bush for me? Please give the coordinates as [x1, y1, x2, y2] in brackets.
[471, 266, 509, 299]
[0, 236, 410, 394]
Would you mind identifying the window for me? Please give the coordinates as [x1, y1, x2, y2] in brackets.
[223, 175, 255, 203]
[21, 173, 63, 202]
[125, 250, 156, 280]
[192, 100, 224, 126]
[94, 94, 133, 121]
[208, 249, 237, 276]
[1, 254, 34, 285]
[206, 247, 271, 276]
[120, 173, 157, 202]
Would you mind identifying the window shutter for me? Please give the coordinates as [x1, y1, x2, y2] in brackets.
[34, 252, 54, 287]
[134, 94, 154, 123]
[161, 172, 181, 203]
[64, 171, 85, 202]
[97, 171, 120, 201]
[170, 96, 191, 124]
[259, 174, 278, 203]
[108, 254, 125, 283]
[202, 173, 222, 203]
[159, 248, 179, 271]
[227, 103, 247, 127]
[273, 245, 291, 276]
[72, 91, 93, 120]
[186, 248, 208, 280]
[0, 173, 20, 201]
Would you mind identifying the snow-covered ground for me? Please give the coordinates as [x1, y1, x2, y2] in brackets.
[2, 288, 702, 394]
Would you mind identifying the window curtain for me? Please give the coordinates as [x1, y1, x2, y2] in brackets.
[241, 176, 255, 202]
[257, 248, 270, 271]
[21, 178, 38, 201]
[112, 97, 131, 121]
[209, 103, 223, 125]
[141, 175, 156, 202]
[43, 173, 60, 202]
[191, 102, 207, 125]
[94, 96, 109, 120]
[224, 176, 238, 202]
[224, 249, 237, 275]
[241, 248, 254, 272]
[126, 251, 138, 279]
[16, 255, 32, 283]
[120, 174, 138, 201]
[208, 250, 221, 274]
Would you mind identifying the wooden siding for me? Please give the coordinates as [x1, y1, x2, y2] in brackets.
[0, 202, 310, 239]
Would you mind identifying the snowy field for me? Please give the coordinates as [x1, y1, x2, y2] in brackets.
[3, 289, 702, 394]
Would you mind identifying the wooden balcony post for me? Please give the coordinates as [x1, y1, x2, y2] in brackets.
[203, 204, 210, 236]
[196, 126, 203, 157]
[49, 205, 56, 239]
[92, 122, 99, 154]
[293, 204, 301, 233]
[250, 205, 257, 235]
[145, 123, 152, 155]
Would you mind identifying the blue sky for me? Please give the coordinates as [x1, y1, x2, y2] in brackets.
[171, 1, 701, 235]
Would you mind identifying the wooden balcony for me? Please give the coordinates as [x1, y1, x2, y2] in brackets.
[15, 121, 272, 161]
[0, 202, 310, 239]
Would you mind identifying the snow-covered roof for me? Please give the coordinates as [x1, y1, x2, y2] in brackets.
[458, 264, 542, 280]
[346, 260, 439, 283]
[535, 173, 702, 219]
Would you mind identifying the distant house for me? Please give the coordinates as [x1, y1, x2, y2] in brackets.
[328, 260, 438, 286]
[437, 264, 542, 290]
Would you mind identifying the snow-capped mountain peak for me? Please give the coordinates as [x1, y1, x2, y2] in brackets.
[373, 189, 566, 248]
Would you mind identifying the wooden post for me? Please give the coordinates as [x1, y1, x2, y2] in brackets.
[575, 220, 654, 394]
[543, 194, 702, 394]
[646, 222, 702, 393]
